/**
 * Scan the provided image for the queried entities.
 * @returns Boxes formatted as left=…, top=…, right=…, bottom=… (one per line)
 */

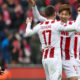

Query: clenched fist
left=27, top=0, right=36, bottom=7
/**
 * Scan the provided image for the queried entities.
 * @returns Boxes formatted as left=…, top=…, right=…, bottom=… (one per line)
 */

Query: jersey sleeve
left=32, top=5, right=47, bottom=22
left=58, top=14, right=80, bottom=32
left=24, top=22, right=39, bottom=37
left=58, top=24, right=76, bottom=32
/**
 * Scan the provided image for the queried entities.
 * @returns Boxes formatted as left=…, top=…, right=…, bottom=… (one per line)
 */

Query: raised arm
left=58, top=14, right=80, bottom=32
left=32, top=5, right=47, bottom=21
left=24, top=17, right=39, bottom=37
left=27, top=0, right=47, bottom=22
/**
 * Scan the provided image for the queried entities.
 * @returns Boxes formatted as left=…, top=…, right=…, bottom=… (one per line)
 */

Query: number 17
left=42, top=30, right=51, bottom=45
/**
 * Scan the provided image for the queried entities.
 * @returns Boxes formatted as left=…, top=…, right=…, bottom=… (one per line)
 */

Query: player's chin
left=61, top=18, right=67, bottom=23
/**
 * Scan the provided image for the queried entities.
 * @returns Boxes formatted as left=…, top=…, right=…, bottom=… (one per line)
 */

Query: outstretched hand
left=27, top=0, right=36, bottom=7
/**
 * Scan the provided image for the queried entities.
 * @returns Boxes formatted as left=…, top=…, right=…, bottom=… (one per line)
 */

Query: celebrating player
left=25, top=4, right=80, bottom=80
left=73, top=4, right=80, bottom=80
left=27, top=0, right=80, bottom=80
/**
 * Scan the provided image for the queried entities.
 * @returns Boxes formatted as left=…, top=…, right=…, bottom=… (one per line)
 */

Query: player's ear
left=54, top=12, right=56, bottom=16
left=53, top=12, right=56, bottom=19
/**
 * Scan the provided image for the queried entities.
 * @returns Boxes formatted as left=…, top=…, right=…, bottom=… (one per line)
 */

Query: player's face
left=77, top=7, right=80, bottom=14
left=59, top=10, right=70, bottom=23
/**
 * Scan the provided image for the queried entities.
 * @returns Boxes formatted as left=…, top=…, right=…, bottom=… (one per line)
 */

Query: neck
left=47, top=16, right=55, bottom=20
left=61, top=20, right=68, bottom=23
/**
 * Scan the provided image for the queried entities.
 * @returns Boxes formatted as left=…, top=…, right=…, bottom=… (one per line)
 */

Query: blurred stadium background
left=0, top=0, right=79, bottom=80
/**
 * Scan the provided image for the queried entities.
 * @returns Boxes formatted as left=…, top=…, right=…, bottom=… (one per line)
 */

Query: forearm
left=59, top=26, right=76, bottom=32
left=25, top=22, right=33, bottom=37
left=32, top=5, right=47, bottom=22
left=59, top=14, right=80, bottom=32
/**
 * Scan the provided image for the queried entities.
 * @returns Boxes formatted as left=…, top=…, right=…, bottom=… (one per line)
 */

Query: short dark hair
left=45, top=5, right=56, bottom=17
left=59, top=4, right=72, bottom=15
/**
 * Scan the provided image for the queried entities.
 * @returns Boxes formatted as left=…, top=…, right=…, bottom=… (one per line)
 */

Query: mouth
left=61, top=18, right=67, bottom=22
left=62, top=18, right=66, bottom=21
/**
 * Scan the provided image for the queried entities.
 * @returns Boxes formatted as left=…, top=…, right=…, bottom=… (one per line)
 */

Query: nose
left=62, top=15, right=66, bottom=18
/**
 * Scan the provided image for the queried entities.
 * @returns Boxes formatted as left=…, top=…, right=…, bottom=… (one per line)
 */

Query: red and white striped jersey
left=71, top=32, right=80, bottom=60
left=25, top=15, right=80, bottom=60
left=32, top=5, right=80, bottom=60
left=60, top=20, right=80, bottom=60
left=26, top=20, right=62, bottom=59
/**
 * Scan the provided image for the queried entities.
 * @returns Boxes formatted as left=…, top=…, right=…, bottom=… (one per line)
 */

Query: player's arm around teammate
left=58, top=14, right=80, bottom=32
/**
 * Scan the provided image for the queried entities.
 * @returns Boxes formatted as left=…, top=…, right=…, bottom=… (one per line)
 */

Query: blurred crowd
left=0, top=0, right=80, bottom=67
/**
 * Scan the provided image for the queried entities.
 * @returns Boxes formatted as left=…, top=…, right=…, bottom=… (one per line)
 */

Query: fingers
left=30, top=17, right=32, bottom=21
left=26, top=17, right=32, bottom=24
left=27, top=0, right=35, bottom=7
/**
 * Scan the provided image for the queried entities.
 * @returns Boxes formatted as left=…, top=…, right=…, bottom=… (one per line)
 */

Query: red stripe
left=44, top=49, right=49, bottom=59
left=79, top=48, right=80, bottom=59
left=51, top=21, right=55, bottom=23
left=45, top=21, right=49, bottom=24
left=74, top=37, right=78, bottom=59
left=60, top=36, right=63, bottom=58
left=46, top=30, right=51, bottom=45
left=40, top=22, right=44, bottom=25
left=49, top=47, right=54, bottom=58
left=75, top=32, right=80, bottom=35
left=65, top=37, right=71, bottom=60
left=42, top=31, right=47, bottom=45
left=69, top=21, right=72, bottom=25
left=42, top=49, right=44, bottom=58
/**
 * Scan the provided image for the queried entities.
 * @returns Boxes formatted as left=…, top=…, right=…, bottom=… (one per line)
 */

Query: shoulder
left=40, top=20, right=55, bottom=25
left=68, top=20, right=75, bottom=25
